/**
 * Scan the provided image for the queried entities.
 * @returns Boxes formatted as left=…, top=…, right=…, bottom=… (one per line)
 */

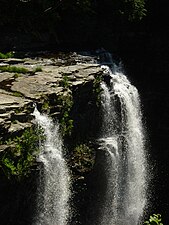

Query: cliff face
left=0, top=53, right=102, bottom=142
left=0, top=52, right=105, bottom=225
left=0, top=49, right=169, bottom=223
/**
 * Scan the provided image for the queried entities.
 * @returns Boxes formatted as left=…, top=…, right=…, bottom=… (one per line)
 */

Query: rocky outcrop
left=0, top=53, right=103, bottom=148
left=0, top=53, right=105, bottom=225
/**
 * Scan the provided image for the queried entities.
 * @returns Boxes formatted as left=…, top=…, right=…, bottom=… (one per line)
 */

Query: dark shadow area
left=0, top=171, right=38, bottom=225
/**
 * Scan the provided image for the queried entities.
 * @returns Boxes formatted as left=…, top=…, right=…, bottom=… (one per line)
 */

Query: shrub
left=0, top=128, right=42, bottom=180
left=71, top=144, right=95, bottom=173
left=59, top=73, right=71, bottom=89
left=144, top=214, right=163, bottom=225
left=58, top=92, right=74, bottom=137
left=93, top=73, right=103, bottom=107
left=0, top=51, right=14, bottom=59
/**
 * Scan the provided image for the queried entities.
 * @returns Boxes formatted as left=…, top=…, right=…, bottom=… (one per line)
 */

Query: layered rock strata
left=0, top=53, right=103, bottom=150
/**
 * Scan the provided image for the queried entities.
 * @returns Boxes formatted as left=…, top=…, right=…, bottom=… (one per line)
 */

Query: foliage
left=0, top=128, right=41, bottom=180
left=42, top=100, right=50, bottom=111
left=0, top=51, right=14, bottom=59
left=93, top=73, right=103, bottom=107
left=0, top=0, right=147, bottom=32
left=0, top=65, right=42, bottom=75
left=58, top=92, right=74, bottom=137
left=13, top=91, right=24, bottom=97
left=58, top=72, right=74, bottom=136
left=124, top=0, right=147, bottom=21
left=144, top=214, right=163, bottom=225
left=59, top=73, right=71, bottom=89
left=96, top=0, right=146, bottom=21
left=71, top=143, right=95, bottom=173
left=36, top=0, right=146, bottom=21
left=32, top=66, right=42, bottom=73
left=0, top=65, right=29, bottom=74
left=13, top=73, right=22, bottom=79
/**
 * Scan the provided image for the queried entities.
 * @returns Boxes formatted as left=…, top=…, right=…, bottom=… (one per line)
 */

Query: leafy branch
left=144, top=214, right=163, bottom=225
left=0, top=127, right=43, bottom=180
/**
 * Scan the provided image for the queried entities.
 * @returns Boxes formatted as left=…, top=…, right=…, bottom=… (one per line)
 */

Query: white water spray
left=99, top=65, right=147, bottom=225
left=32, top=107, right=70, bottom=225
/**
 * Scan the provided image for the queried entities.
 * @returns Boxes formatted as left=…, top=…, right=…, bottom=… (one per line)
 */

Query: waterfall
left=32, top=107, right=70, bottom=225
left=99, top=65, right=147, bottom=225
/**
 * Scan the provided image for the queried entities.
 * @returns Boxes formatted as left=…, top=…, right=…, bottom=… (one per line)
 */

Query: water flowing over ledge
left=99, top=64, right=147, bottom=225
left=0, top=52, right=150, bottom=225
left=32, top=107, right=70, bottom=225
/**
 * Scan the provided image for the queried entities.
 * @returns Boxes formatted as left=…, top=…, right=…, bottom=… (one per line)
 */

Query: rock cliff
left=0, top=52, right=107, bottom=225
left=0, top=52, right=103, bottom=150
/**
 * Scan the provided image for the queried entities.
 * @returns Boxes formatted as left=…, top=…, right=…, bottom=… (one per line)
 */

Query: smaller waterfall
left=32, top=107, right=70, bottom=225
left=99, top=65, right=147, bottom=225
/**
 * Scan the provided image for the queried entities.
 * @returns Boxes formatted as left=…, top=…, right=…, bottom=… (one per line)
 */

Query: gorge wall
left=0, top=49, right=169, bottom=224
left=0, top=52, right=106, bottom=225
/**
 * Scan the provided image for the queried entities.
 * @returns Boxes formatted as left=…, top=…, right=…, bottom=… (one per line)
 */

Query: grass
left=13, top=92, right=23, bottom=97
left=0, top=66, right=29, bottom=74
left=0, top=51, right=14, bottom=59
left=13, top=73, right=22, bottom=78
left=33, top=66, right=42, bottom=73
left=59, top=73, right=71, bottom=89
left=0, top=65, right=43, bottom=74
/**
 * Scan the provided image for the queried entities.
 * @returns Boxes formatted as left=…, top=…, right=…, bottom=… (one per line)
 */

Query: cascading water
left=32, top=107, right=70, bottom=225
left=99, top=65, right=147, bottom=225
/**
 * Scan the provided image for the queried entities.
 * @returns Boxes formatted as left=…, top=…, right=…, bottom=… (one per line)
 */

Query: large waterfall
left=31, top=55, right=147, bottom=225
left=99, top=65, right=147, bottom=225
left=32, top=107, right=70, bottom=225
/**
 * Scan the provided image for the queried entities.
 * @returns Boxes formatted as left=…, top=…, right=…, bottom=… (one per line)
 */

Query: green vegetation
left=13, top=91, right=24, bottom=97
left=15, top=107, right=24, bottom=114
left=71, top=143, right=95, bottom=173
left=34, top=0, right=147, bottom=21
left=58, top=92, right=74, bottom=137
left=63, top=0, right=147, bottom=20
left=0, top=51, right=14, bottom=59
left=144, top=214, right=163, bottom=225
left=42, top=100, right=50, bottom=111
left=0, top=65, right=42, bottom=75
left=0, top=0, right=147, bottom=36
left=32, top=66, right=42, bottom=73
left=93, top=73, right=103, bottom=107
left=41, top=96, right=51, bottom=112
left=59, top=73, right=71, bottom=89
left=0, top=65, right=29, bottom=74
left=13, top=73, right=22, bottom=79
left=58, top=73, right=74, bottom=136
left=121, top=0, right=147, bottom=21
left=0, top=128, right=42, bottom=180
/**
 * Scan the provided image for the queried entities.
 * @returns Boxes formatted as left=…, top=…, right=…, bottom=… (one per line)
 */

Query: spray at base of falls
left=32, top=107, right=70, bottom=225
left=99, top=65, right=147, bottom=225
